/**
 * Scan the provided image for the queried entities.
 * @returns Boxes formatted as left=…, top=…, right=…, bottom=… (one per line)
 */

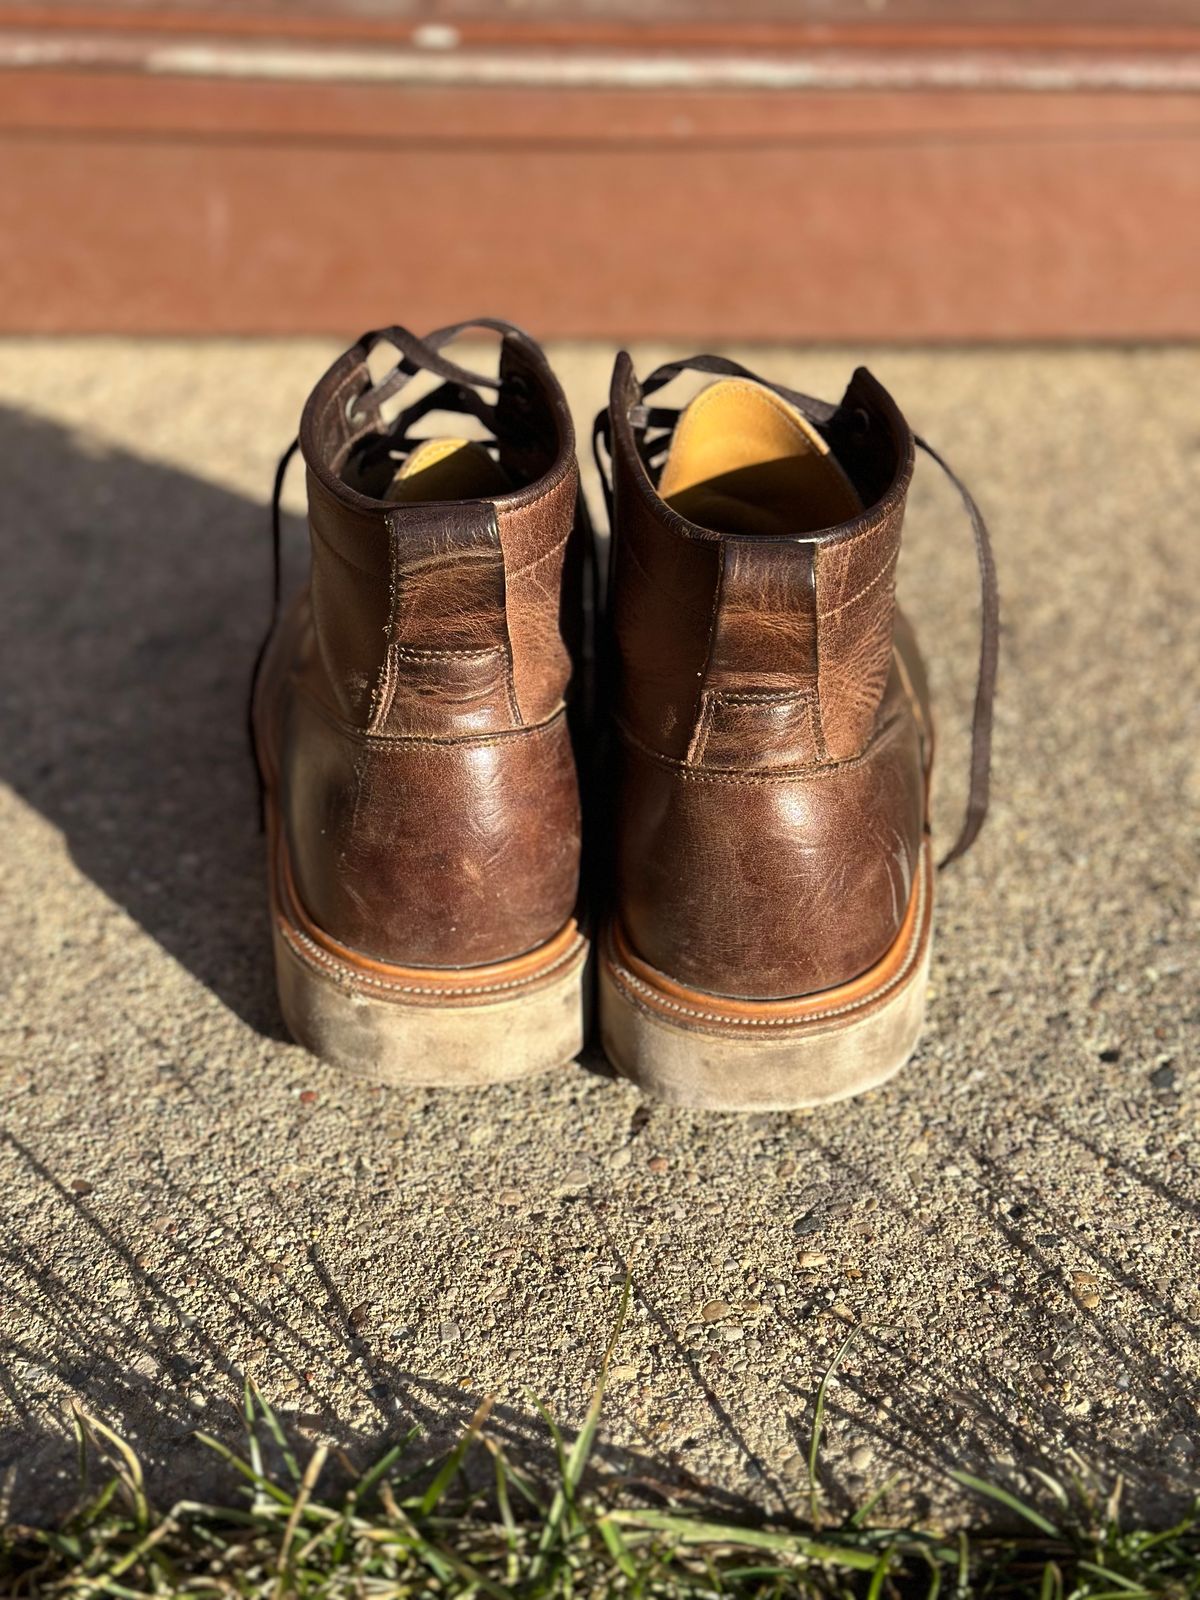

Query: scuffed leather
left=606, top=356, right=927, bottom=1000
left=282, top=672, right=580, bottom=967
left=495, top=337, right=585, bottom=726
left=267, top=326, right=585, bottom=967
left=615, top=665, right=925, bottom=999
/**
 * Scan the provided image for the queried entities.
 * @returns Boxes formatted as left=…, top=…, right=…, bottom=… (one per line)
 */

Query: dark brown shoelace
left=593, top=353, right=999, bottom=870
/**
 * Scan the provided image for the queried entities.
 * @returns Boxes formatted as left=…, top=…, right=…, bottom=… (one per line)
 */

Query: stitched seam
left=383, top=643, right=517, bottom=729
left=310, top=522, right=387, bottom=580
left=815, top=509, right=898, bottom=553
left=816, top=551, right=899, bottom=618
left=391, top=645, right=504, bottom=662
left=605, top=871, right=925, bottom=1029
left=695, top=691, right=818, bottom=767
left=368, top=521, right=402, bottom=733
left=504, top=529, right=571, bottom=581
left=809, top=548, right=831, bottom=760
left=708, top=689, right=813, bottom=708
left=685, top=548, right=726, bottom=765
left=688, top=692, right=716, bottom=766
left=282, top=918, right=585, bottom=997
left=297, top=680, right=566, bottom=748
left=503, top=658, right=523, bottom=726
left=618, top=712, right=897, bottom=783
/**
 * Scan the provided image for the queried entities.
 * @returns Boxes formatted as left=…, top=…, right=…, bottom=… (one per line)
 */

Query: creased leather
left=494, top=336, right=584, bottom=726
left=266, top=324, right=586, bottom=968
left=606, top=356, right=927, bottom=999
left=615, top=666, right=925, bottom=999
left=283, top=681, right=580, bottom=967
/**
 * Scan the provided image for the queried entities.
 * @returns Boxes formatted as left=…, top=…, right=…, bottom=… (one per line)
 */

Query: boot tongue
left=657, top=378, right=861, bottom=536
left=384, top=438, right=511, bottom=504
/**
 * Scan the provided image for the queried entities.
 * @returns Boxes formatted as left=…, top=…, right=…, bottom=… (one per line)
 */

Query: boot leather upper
left=606, top=356, right=929, bottom=1001
left=266, top=329, right=585, bottom=969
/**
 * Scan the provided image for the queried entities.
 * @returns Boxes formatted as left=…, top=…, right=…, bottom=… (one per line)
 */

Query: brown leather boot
left=595, top=353, right=997, bottom=1109
left=252, top=322, right=592, bottom=1084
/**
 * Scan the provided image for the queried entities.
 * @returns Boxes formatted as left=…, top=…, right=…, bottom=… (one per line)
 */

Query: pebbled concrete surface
left=0, top=340, right=1197, bottom=1528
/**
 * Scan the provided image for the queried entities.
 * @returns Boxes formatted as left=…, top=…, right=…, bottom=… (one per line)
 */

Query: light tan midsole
left=273, top=915, right=588, bottom=1086
left=599, top=841, right=933, bottom=1109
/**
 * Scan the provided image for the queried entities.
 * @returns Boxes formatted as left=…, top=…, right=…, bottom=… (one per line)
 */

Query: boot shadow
left=0, top=404, right=292, bottom=1038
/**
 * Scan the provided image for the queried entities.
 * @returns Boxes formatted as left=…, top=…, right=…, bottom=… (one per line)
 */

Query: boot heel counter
left=283, top=696, right=580, bottom=967
left=616, top=702, right=924, bottom=1002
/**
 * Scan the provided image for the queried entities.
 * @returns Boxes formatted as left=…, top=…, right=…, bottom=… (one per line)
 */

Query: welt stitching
left=605, top=868, right=924, bottom=1029
left=609, top=922, right=917, bottom=1028
left=283, top=919, right=585, bottom=997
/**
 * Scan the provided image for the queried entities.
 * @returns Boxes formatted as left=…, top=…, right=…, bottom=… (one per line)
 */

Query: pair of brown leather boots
left=252, top=320, right=996, bottom=1111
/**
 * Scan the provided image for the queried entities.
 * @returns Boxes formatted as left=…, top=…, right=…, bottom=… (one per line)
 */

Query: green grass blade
left=956, top=1529, right=971, bottom=1595
left=808, top=1326, right=858, bottom=1529
left=606, top=1509, right=881, bottom=1571
left=1040, top=1558, right=1063, bottom=1600
left=564, top=1270, right=631, bottom=1498
left=533, top=1274, right=632, bottom=1580
left=848, top=1471, right=903, bottom=1529
left=273, top=1441, right=327, bottom=1600
left=350, top=1441, right=407, bottom=1511
left=865, top=1547, right=893, bottom=1600
left=74, top=1411, right=150, bottom=1531
left=248, top=1379, right=302, bottom=1487
left=194, top=1432, right=294, bottom=1510
left=922, top=1549, right=943, bottom=1600
left=598, top=1515, right=639, bottom=1581
left=415, top=1395, right=494, bottom=1519
left=1075, top=1561, right=1153, bottom=1594
left=949, top=1471, right=1062, bottom=1538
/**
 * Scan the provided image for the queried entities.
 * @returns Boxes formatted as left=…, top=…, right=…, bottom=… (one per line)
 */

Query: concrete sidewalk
left=0, top=341, right=1196, bottom=1527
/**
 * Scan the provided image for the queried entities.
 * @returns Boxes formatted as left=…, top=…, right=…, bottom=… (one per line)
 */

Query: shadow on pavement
left=0, top=1129, right=766, bottom=1526
left=0, top=404, right=289, bottom=1038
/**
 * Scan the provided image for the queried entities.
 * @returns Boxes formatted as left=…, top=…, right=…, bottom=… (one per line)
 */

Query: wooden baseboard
left=1, top=3, right=1198, bottom=339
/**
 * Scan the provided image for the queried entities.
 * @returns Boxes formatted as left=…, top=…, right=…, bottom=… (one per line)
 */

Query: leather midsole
left=606, top=839, right=931, bottom=1027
